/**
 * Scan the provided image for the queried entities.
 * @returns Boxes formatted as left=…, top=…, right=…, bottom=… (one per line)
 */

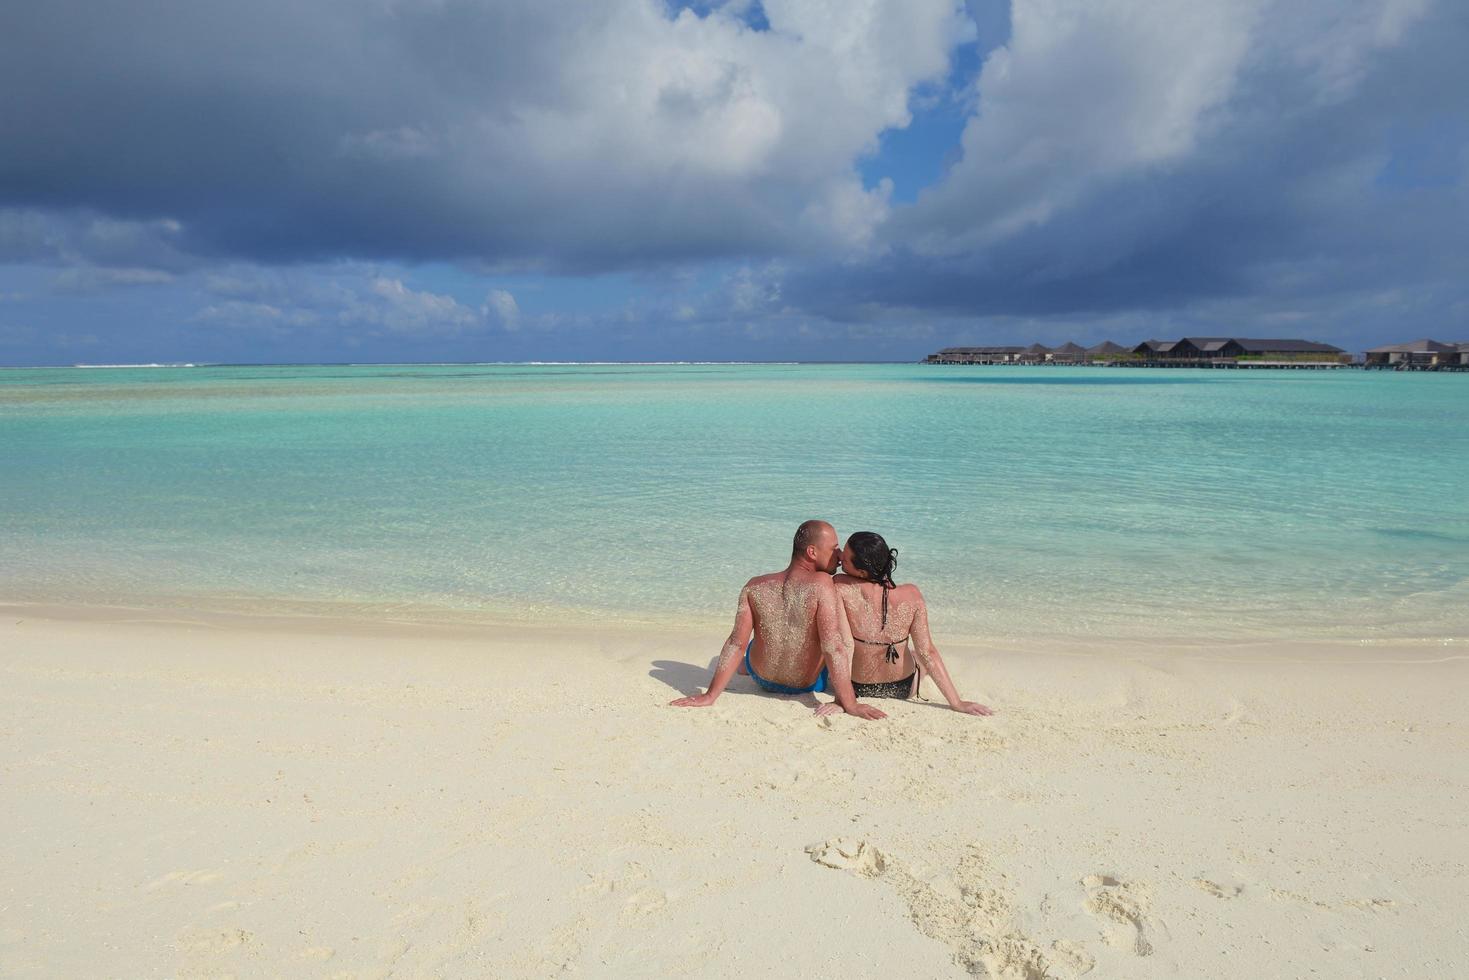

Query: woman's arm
left=910, top=589, right=994, bottom=717
left=816, top=580, right=885, bottom=720
left=815, top=585, right=879, bottom=718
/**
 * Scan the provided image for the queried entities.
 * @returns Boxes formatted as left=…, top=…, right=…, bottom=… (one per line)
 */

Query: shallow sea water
left=2, top=363, right=1465, bottom=646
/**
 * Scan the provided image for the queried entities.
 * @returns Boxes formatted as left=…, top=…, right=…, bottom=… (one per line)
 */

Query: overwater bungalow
left=1168, top=337, right=1235, bottom=359
left=1364, top=339, right=1457, bottom=370
left=1133, top=340, right=1177, bottom=357
left=1018, top=343, right=1053, bottom=364
left=1084, top=341, right=1131, bottom=363
left=924, top=346, right=1023, bottom=365
left=1048, top=342, right=1087, bottom=364
left=1230, top=339, right=1348, bottom=363
left=1130, top=337, right=1346, bottom=366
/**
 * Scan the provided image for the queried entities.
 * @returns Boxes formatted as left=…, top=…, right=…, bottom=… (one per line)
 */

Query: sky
left=1, top=0, right=1466, bottom=365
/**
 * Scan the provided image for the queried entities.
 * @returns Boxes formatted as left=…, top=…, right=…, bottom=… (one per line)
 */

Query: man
left=670, top=520, right=886, bottom=720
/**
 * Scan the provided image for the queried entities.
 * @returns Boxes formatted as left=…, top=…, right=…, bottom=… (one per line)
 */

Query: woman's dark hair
left=845, top=531, right=898, bottom=626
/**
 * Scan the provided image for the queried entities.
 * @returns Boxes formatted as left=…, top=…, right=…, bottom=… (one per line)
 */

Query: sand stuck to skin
left=1, top=604, right=1466, bottom=978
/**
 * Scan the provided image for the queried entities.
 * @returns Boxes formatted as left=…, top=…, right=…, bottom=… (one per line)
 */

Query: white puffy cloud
left=482, top=289, right=520, bottom=329
left=356, top=278, right=481, bottom=335
left=896, top=0, right=1438, bottom=253
left=899, top=0, right=1264, bottom=249
left=189, top=267, right=515, bottom=339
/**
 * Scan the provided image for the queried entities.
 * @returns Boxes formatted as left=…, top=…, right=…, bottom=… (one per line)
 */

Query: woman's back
left=834, top=575, right=924, bottom=684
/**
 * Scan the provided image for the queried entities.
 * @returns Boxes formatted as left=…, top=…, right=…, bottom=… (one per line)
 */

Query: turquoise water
left=2, top=363, right=1466, bottom=645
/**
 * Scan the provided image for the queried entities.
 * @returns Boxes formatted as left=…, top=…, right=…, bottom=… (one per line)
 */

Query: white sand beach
left=2, top=604, right=1466, bottom=978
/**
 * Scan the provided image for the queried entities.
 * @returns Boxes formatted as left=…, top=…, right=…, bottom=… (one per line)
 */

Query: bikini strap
left=852, top=633, right=912, bottom=663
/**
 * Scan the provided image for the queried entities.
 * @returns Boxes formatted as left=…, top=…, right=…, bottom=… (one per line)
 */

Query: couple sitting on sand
left=672, top=520, right=992, bottom=721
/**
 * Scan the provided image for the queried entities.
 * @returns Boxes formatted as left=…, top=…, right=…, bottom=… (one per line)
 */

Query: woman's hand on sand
left=670, top=692, right=718, bottom=707
left=847, top=703, right=888, bottom=721
left=953, top=700, right=993, bottom=716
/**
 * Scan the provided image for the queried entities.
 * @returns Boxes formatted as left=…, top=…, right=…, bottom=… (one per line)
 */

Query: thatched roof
left=1085, top=341, right=1128, bottom=354
left=1052, top=342, right=1086, bottom=353
left=1179, top=337, right=1235, bottom=353
left=1232, top=338, right=1345, bottom=354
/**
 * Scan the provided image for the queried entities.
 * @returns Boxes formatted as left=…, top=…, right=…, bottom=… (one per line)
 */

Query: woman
left=829, top=531, right=993, bottom=716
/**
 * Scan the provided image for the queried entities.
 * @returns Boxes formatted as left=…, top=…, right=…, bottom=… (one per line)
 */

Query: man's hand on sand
left=954, top=700, right=994, bottom=716
left=813, top=702, right=844, bottom=718
left=670, top=692, right=718, bottom=707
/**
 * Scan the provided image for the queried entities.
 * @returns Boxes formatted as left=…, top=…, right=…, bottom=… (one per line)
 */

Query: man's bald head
left=792, top=520, right=840, bottom=573
left=792, top=519, right=832, bottom=556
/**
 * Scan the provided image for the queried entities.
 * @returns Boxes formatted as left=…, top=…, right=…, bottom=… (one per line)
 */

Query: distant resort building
left=1048, top=342, right=1087, bottom=364
left=929, top=335, right=1469, bottom=370
left=1138, top=338, right=1349, bottom=364
left=924, top=346, right=1025, bottom=364
left=1363, top=339, right=1469, bottom=371
left=926, top=337, right=1355, bottom=369
left=1133, top=339, right=1178, bottom=357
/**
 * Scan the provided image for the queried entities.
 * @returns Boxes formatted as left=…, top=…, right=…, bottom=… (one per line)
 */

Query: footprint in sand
left=806, top=837, right=886, bottom=877
left=1192, top=878, right=1243, bottom=900
left=176, top=926, right=254, bottom=957
left=807, top=838, right=1091, bottom=979
left=621, top=886, right=669, bottom=922
left=1081, top=874, right=1158, bottom=957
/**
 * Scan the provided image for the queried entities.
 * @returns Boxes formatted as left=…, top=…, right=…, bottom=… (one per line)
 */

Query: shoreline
left=4, top=596, right=1463, bottom=663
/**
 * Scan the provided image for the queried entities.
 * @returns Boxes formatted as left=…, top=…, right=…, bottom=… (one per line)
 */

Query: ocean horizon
left=3, top=362, right=1465, bottom=649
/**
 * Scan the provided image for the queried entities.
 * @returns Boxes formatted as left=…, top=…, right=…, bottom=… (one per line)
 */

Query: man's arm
left=910, top=590, right=993, bottom=717
left=670, top=585, right=754, bottom=708
left=816, top=580, right=886, bottom=721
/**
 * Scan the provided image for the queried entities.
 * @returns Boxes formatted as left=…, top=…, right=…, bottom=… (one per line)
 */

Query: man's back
left=743, top=568, right=842, bottom=688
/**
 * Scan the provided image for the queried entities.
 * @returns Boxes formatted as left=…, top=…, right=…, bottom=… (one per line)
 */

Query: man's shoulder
left=743, top=571, right=786, bottom=590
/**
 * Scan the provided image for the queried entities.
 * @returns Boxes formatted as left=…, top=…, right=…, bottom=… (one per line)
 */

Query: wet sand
left=2, top=603, right=1465, bottom=978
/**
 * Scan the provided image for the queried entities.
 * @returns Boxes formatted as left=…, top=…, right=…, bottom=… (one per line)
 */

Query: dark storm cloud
left=0, top=0, right=967, bottom=270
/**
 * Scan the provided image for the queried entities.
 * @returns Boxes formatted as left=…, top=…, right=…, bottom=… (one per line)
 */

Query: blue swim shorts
left=744, top=640, right=829, bottom=694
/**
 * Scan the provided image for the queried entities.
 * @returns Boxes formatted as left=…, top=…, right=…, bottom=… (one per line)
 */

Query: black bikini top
left=852, top=634, right=911, bottom=663
left=852, top=581, right=906, bottom=662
